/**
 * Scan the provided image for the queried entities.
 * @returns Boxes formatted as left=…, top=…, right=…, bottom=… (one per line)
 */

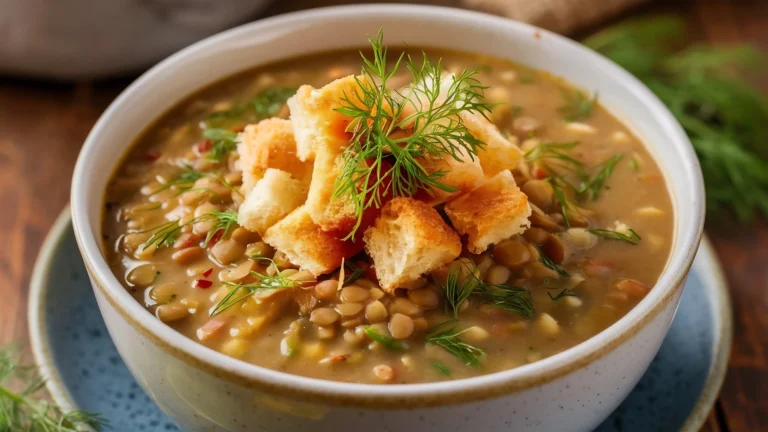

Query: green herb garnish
left=537, top=247, right=570, bottom=278
left=474, top=284, right=535, bottom=318
left=204, top=87, right=297, bottom=129
left=141, top=209, right=238, bottom=251
left=332, top=30, right=491, bottom=239
left=579, top=154, right=623, bottom=200
left=548, top=288, right=579, bottom=301
left=150, top=166, right=204, bottom=196
left=524, top=141, right=586, bottom=178
left=558, top=89, right=597, bottom=122
left=203, top=128, right=238, bottom=162
left=584, top=16, right=768, bottom=222
left=343, top=261, right=366, bottom=286
left=437, top=262, right=480, bottom=318
left=588, top=227, right=642, bottom=244
left=432, top=361, right=451, bottom=376
left=425, top=321, right=485, bottom=367
left=210, top=258, right=303, bottom=316
left=0, top=345, right=108, bottom=431
left=363, top=327, right=407, bottom=352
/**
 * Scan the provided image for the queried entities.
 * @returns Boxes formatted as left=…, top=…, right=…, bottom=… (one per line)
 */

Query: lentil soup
left=103, top=40, right=673, bottom=384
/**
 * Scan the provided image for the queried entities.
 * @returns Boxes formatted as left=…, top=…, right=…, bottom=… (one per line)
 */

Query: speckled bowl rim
left=28, top=208, right=731, bottom=427
left=69, top=5, right=706, bottom=408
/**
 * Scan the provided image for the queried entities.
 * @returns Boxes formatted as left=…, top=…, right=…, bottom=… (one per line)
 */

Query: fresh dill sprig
left=141, top=220, right=183, bottom=250
left=432, top=361, right=451, bottom=376
left=425, top=321, right=485, bottom=367
left=202, top=210, right=239, bottom=247
left=588, top=227, right=641, bottom=244
left=141, top=209, right=238, bottom=251
left=210, top=258, right=303, bottom=316
left=537, top=247, right=570, bottom=278
left=558, top=89, right=597, bottom=122
left=524, top=141, right=586, bottom=178
left=548, top=176, right=574, bottom=228
left=343, top=261, right=366, bottom=285
left=584, top=16, right=768, bottom=222
left=332, top=29, right=491, bottom=239
left=436, top=262, right=480, bottom=318
left=474, top=284, right=534, bottom=318
left=203, top=128, right=238, bottom=162
left=548, top=288, right=579, bottom=301
left=578, top=154, right=623, bottom=200
left=204, top=87, right=297, bottom=129
left=150, top=166, right=204, bottom=196
left=363, top=327, right=407, bottom=351
left=0, top=346, right=108, bottom=431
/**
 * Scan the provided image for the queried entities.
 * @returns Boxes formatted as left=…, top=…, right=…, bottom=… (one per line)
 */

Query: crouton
left=262, top=206, right=363, bottom=276
left=364, top=198, right=462, bottom=292
left=290, top=75, right=373, bottom=234
left=238, top=169, right=308, bottom=235
left=416, top=146, right=485, bottom=205
left=287, top=75, right=368, bottom=161
left=444, top=170, right=532, bottom=253
left=237, top=118, right=312, bottom=193
left=459, top=111, right=523, bottom=176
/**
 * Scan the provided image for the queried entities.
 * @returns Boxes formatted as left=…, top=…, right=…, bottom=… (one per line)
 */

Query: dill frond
left=558, top=89, right=597, bottom=122
left=362, top=327, right=407, bottom=352
left=474, top=284, right=534, bottom=318
left=588, top=227, right=641, bottom=244
left=436, top=262, right=480, bottom=318
left=210, top=258, right=305, bottom=316
left=0, top=345, right=108, bottom=431
left=203, top=128, right=238, bottom=162
left=141, top=209, right=238, bottom=251
left=332, top=29, right=492, bottom=239
left=425, top=321, right=485, bottom=367
left=204, top=87, right=297, bottom=129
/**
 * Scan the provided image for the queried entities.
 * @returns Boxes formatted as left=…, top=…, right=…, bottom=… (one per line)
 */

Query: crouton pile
left=237, top=75, right=532, bottom=293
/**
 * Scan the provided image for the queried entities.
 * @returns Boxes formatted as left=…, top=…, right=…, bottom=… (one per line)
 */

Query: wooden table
left=0, top=0, right=765, bottom=430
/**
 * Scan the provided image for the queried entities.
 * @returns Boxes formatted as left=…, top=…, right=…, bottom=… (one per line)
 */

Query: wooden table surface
left=0, top=0, right=765, bottom=430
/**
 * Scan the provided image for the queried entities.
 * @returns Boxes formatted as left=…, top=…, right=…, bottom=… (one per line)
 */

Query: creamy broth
left=103, top=48, right=673, bottom=384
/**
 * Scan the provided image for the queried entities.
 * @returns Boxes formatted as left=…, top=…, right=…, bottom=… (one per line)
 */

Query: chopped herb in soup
left=103, top=33, right=673, bottom=384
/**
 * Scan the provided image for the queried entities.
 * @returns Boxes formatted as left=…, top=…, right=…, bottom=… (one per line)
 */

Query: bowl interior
left=72, top=4, right=704, bottom=398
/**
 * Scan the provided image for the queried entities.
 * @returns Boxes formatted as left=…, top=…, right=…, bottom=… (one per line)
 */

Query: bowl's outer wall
left=72, top=5, right=703, bottom=432
left=92, top=271, right=683, bottom=431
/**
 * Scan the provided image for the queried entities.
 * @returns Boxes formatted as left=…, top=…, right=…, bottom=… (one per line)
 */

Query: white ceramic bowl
left=71, top=5, right=705, bottom=431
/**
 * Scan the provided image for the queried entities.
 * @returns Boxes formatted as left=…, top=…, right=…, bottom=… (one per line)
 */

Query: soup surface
left=103, top=42, right=673, bottom=384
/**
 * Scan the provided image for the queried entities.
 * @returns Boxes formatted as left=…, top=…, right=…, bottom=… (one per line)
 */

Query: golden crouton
left=287, top=75, right=368, bottom=161
left=444, top=170, right=532, bottom=253
left=289, top=75, right=372, bottom=235
left=237, top=118, right=312, bottom=193
left=238, top=169, right=308, bottom=235
left=364, top=198, right=462, bottom=292
left=262, top=206, right=363, bottom=276
left=417, top=146, right=485, bottom=205
left=459, top=111, right=523, bottom=176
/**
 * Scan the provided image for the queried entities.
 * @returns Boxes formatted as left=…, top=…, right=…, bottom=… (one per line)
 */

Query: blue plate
left=29, top=210, right=732, bottom=432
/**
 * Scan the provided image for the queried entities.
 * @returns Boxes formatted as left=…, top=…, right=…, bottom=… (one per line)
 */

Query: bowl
left=71, top=5, right=705, bottom=431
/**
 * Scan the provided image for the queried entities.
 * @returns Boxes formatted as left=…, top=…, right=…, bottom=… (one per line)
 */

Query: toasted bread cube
left=364, top=198, right=462, bottom=292
left=263, top=206, right=363, bottom=276
left=304, top=145, right=359, bottom=236
left=238, top=169, right=308, bottom=235
left=459, top=111, right=523, bottom=176
left=444, top=170, right=532, bottom=253
left=418, top=146, right=485, bottom=205
left=237, top=118, right=312, bottom=193
left=290, top=75, right=373, bottom=234
left=287, top=75, right=368, bottom=161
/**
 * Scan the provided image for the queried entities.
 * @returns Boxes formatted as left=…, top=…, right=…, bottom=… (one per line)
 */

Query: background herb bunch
left=584, top=16, right=768, bottom=223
